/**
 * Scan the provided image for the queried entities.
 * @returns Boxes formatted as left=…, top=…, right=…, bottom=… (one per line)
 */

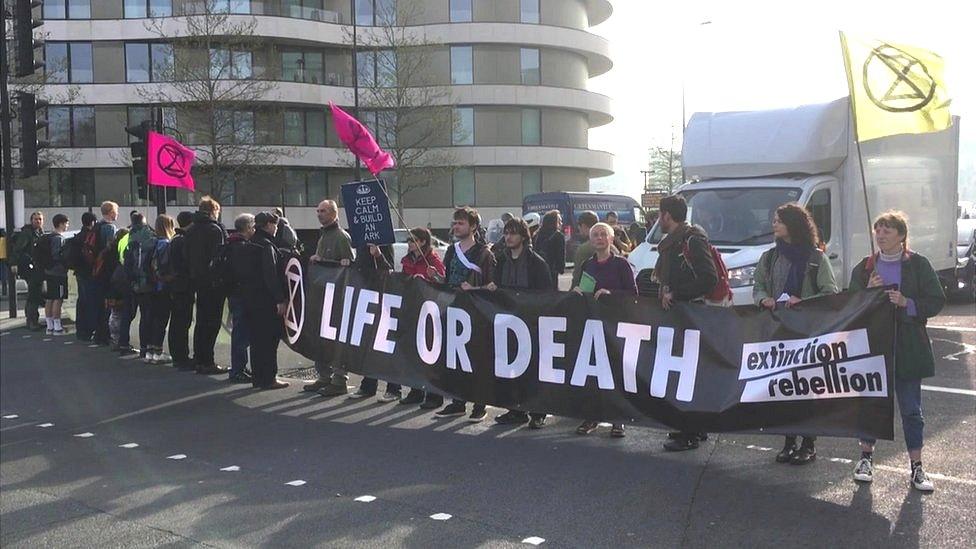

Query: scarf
left=653, top=223, right=692, bottom=285
left=775, top=239, right=812, bottom=297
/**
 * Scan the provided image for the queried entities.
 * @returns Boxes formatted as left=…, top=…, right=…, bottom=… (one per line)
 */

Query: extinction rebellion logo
left=738, top=329, right=888, bottom=402
left=284, top=257, right=305, bottom=344
left=863, top=44, right=937, bottom=113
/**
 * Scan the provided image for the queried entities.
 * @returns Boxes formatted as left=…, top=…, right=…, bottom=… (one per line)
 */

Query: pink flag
left=329, top=102, right=395, bottom=176
left=147, top=131, right=196, bottom=191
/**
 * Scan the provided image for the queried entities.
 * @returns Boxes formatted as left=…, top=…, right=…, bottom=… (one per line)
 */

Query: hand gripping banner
left=284, top=262, right=896, bottom=439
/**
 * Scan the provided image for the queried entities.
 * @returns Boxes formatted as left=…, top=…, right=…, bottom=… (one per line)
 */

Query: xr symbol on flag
left=284, top=257, right=305, bottom=344
left=863, top=44, right=937, bottom=113
left=157, top=143, right=189, bottom=178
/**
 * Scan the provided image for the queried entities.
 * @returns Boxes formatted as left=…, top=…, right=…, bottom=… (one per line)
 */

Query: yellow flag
left=840, top=32, right=951, bottom=142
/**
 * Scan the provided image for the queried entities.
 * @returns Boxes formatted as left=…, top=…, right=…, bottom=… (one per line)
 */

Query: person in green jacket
left=848, top=210, right=945, bottom=492
left=754, top=203, right=838, bottom=465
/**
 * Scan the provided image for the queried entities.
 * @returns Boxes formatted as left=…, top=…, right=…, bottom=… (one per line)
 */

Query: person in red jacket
left=399, top=227, right=446, bottom=407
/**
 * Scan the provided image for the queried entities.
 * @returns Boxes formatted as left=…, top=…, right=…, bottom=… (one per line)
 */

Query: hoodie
left=183, top=211, right=228, bottom=287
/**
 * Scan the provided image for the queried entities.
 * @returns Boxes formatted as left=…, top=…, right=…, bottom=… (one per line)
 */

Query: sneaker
left=302, top=380, right=330, bottom=393
left=317, top=384, right=349, bottom=397
left=468, top=406, right=487, bottom=423
left=143, top=353, right=156, bottom=363
left=399, top=389, right=425, bottom=405
left=118, top=346, right=139, bottom=356
left=663, top=435, right=700, bottom=452
left=435, top=402, right=467, bottom=417
left=46, top=329, right=54, bottom=336
left=852, top=458, right=874, bottom=483
left=378, top=391, right=402, bottom=403
left=610, top=424, right=626, bottom=438
left=348, top=388, right=376, bottom=399
left=911, top=465, right=934, bottom=492
left=196, top=364, right=229, bottom=375
left=258, top=380, right=290, bottom=390
left=776, top=438, right=798, bottom=463
left=52, top=329, right=66, bottom=337
left=576, top=421, right=599, bottom=435
left=494, top=411, right=529, bottom=425
left=790, top=444, right=816, bottom=465
left=528, top=415, right=547, bottom=429
left=228, top=372, right=253, bottom=384
left=155, top=353, right=172, bottom=364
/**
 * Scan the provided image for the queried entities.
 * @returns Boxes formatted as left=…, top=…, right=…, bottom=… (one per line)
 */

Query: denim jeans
left=228, top=296, right=249, bottom=377
left=861, top=377, right=924, bottom=451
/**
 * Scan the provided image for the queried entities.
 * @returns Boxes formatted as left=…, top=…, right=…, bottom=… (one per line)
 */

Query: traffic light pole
left=1, top=12, right=22, bottom=318
left=154, top=106, right=166, bottom=215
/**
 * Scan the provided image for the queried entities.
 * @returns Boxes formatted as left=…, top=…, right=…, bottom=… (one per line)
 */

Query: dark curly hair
left=776, top=203, right=822, bottom=250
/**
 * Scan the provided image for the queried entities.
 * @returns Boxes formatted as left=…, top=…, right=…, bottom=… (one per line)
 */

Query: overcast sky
left=586, top=0, right=974, bottom=199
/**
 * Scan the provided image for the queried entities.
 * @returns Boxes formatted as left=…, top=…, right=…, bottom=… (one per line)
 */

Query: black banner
left=283, top=261, right=895, bottom=439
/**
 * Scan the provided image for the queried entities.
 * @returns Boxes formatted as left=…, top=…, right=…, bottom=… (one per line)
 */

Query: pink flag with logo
left=329, top=102, right=395, bottom=176
left=147, top=131, right=196, bottom=191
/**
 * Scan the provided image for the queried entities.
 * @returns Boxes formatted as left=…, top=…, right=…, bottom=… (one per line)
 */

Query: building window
left=48, top=169, right=96, bottom=207
left=356, top=51, right=375, bottom=87
left=284, top=111, right=305, bottom=145
left=45, top=42, right=93, bottom=84
left=520, top=48, right=540, bottom=85
left=126, top=106, right=176, bottom=143
left=210, top=48, right=253, bottom=80
left=356, top=50, right=394, bottom=88
left=450, top=0, right=471, bottom=22
left=307, top=110, right=326, bottom=146
left=355, top=0, right=395, bottom=26
left=453, top=168, right=475, bottom=205
left=453, top=107, right=473, bottom=146
left=358, top=111, right=396, bottom=148
left=520, top=0, right=539, bottom=24
left=45, top=0, right=91, bottom=19
left=521, top=108, right=540, bottom=145
left=522, top=169, right=541, bottom=197
left=126, top=43, right=173, bottom=82
left=214, top=110, right=255, bottom=144
left=354, top=0, right=373, bottom=25
left=210, top=0, right=250, bottom=13
left=451, top=46, right=472, bottom=85
left=281, top=49, right=324, bottom=83
left=125, top=0, right=172, bottom=17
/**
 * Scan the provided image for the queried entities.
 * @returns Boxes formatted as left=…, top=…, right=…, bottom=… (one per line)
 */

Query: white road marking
left=43, top=338, right=51, bottom=342
left=929, top=325, right=976, bottom=333
left=430, top=513, right=452, bottom=521
left=37, top=423, right=54, bottom=428
left=522, top=537, right=546, bottom=545
left=64, top=341, right=73, bottom=345
left=88, top=344, right=99, bottom=348
left=166, top=454, right=187, bottom=460
left=285, top=480, right=306, bottom=487
left=921, top=385, right=976, bottom=396
left=22, top=335, right=31, bottom=338
left=2, top=415, right=18, bottom=419
left=73, top=432, right=94, bottom=438
left=354, top=495, right=377, bottom=502
left=746, top=445, right=773, bottom=451
left=220, top=466, right=241, bottom=472
left=119, top=443, right=139, bottom=448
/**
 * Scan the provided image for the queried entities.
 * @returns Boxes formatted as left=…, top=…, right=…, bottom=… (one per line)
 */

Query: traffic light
left=18, top=92, right=50, bottom=177
left=14, top=0, right=45, bottom=77
left=126, top=120, right=152, bottom=200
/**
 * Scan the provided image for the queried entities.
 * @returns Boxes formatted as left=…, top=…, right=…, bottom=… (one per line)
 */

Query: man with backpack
left=123, top=213, right=158, bottom=359
left=184, top=197, right=229, bottom=375
left=92, top=201, right=119, bottom=345
left=40, top=214, right=71, bottom=336
left=11, top=212, right=45, bottom=330
left=65, top=212, right=99, bottom=341
left=166, top=212, right=195, bottom=370
left=653, top=195, right=726, bottom=452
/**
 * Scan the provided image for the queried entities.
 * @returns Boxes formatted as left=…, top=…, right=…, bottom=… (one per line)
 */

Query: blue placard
left=341, top=179, right=396, bottom=247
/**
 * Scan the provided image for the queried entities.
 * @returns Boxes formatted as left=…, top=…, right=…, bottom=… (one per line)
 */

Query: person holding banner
left=572, top=222, right=636, bottom=438
left=849, top=211, right=945, bottom=492
left=434, top=207, right=497, bottom=422
left=753, top=203, right=838, bottom=465
left=348, top=243, right=403, bottom=402
left=489, top=217, right=554, bottom=429
left=399, top=227, right=447, bottom=407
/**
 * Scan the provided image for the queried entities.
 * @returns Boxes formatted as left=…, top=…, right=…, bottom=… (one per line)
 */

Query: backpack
left=209, top=243, right=233, bottom=290
left=64, top=233, right=85, bottom=272
left=124, top=236, right=158, bottom=293
left=31, top=234, right=54, bottom=272
left=763, top=248, right=823, bottom=295
left=681, top=236, right=733, bottom=304
left=152, top=239, right=176, bottom=284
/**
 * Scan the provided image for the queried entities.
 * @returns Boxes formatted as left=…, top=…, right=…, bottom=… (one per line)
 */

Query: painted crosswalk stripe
left=74, top=432, right=95, bottom=438
left=285, top=480, right=306, bottom=487
left=119, top=443, right=139, bottom=449
left=220, top=466, right=241, bottom=472
left=37, top=423, right=54, bottom=428
left=522, top=537, right=546, bottom=545
left=430, top=513, right=452, bottom=521
left=354, top=495, right=377, bottom=502
left=921, top=385, right=976, bottom=397
left=2, top=415, right=18, bottom=419
left=166, top=454, right=187, bottom=460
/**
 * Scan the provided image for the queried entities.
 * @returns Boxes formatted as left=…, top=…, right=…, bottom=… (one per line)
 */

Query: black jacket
left=660, top=228, right=718, bottom=301
left=229, top=228, right=286, bottom=305
left=167, top=229, right=191, bottom=293
left=354, top=244, right=394, bottom=272
left=493, top=247, right=553, bottom=291
left=183, top=211, right=228, bottom=287
left=532, top=227, right=566, bottom=276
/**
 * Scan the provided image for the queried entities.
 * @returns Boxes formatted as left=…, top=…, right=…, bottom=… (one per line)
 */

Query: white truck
left=628, top=97, right=961, bottom=305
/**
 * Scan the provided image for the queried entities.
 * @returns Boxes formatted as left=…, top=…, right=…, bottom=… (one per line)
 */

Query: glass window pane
left=127, top=106, right=151, bottom=143
left=234, top=111, right=255, bottom=144
left=377, top=50, right=396, bottom=87
left=45, top=43, right=69, bottom=83
left=808, top=189, right=832, bottom=242
left=151, top=43, right=174, bottom=81
left=124, top=0, right=147, bottom=18
left=451, top=46, right=472, bottom=85
left=450, top=0, right=471, bottom=22
left=281, top=51, right=303, bottom=82
left=522, top=169, right=541, bottom=197
left=306, top=111, right=326, bottom=146
left=303, top=51, right=323, bottom=83
left=229, top=0, right=250, bottom=13
left=284, top=170, right=307, bottom=206
left=377, top=111, right=396, bottom=148
left=125, top=43, right=150, bottom=82
left=149, top=0, right=173, bottom=16
left=215, top=110, right=233, bottom=143
left=45, top=0, right=67, bottom=19
left=355, top=0, right=373, bottom=25
left=73, top=107, right=96, bottom=146
left=283, top=111, right=304, bottom=145
left=520, top=48, right=539, bottom=85
left=356, top=51, right=375, bottom=87
left=308, top=170, right=327, bottom=203
left=521, top=108, right=540, bottom=145
left=210, top=48, right=230, bottom=80
left=520, top=0, right=539, bottom=24
left=453, top=168, right=475, bottom=206
left=281, top=0, right=302, bottom=17
left=70, top=43, right=93, bottom=83
left=453, top=107, right=473, bottom=146
left=68, top=0, right=91, bottom=19
left=47, top=107, right=72, bottom=147
left=232, top=50, right=252, bottom=79
left=375, top=0, right=395, bottom=25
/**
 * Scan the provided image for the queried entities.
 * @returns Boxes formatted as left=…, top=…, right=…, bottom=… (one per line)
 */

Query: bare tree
left=140, top=0, right=297, bottom=203
left=351, top=0, right=460, bottom=224
left=646, top=129, right=683, bottom=193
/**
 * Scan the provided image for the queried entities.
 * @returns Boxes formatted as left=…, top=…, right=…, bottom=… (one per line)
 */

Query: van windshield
left=647, top=187, right=802, bottom=245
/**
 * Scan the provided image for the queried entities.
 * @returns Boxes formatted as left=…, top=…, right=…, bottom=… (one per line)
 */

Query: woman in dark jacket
left=753, top=203, right=838, bottom=465
left=532, top=210, right=566, bottom=288
left=849, top=211, right=945, bottom=492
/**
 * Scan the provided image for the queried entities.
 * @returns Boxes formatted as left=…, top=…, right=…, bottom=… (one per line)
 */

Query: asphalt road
left=1, top=301, right=974, bottom=548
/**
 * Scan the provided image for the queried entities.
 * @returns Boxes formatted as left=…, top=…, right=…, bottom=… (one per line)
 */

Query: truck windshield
left=646, top=187, right=802, bottom=245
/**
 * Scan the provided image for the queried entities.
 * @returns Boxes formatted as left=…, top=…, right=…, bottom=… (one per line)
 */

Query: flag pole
left=368, top=173, right=435, bottom=272
left=839, top=31, right=876, bottom=255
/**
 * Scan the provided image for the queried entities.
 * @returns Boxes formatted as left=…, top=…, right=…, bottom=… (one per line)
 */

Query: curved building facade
left=24, top=0, right=613, bottom=232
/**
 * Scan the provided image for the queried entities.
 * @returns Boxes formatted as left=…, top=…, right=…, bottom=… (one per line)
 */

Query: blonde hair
left=155, top=214, right=176, bottom=240
left=873, top=210, right=910, bottom=250
left=199, top=196, right=221, bottom=216
left=589, top=222, right=613, bottom=240
left=100, top=201, right=118, bottom=216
